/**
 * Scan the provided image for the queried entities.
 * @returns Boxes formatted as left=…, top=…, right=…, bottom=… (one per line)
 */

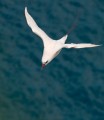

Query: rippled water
left=0, top=0, right=104, bottom=120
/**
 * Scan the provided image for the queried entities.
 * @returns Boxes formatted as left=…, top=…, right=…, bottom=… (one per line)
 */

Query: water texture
left=0, top=0, right=104, bottom=120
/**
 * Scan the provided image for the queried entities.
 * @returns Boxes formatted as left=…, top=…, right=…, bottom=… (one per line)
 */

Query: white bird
left=25, top=7, right=101, bottom=68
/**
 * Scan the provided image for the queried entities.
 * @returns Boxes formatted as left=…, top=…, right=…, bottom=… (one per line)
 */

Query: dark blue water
left=0, top=0, right=104, bottom=120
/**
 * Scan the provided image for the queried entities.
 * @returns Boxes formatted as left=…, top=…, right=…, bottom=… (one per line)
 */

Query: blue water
left=0, top=0, right=104, bottom=120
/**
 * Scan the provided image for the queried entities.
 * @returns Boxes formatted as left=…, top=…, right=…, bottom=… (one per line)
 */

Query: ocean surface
left=0, top=0, right=104, bottom=120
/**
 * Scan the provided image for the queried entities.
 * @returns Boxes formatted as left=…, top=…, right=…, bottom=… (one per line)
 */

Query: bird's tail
left=67, top=8, right=81, bottom=35
left=58, top=35, right=68, bottom=44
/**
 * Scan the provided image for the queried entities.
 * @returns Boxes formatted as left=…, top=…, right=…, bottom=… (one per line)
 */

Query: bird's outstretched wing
left=64, top=43, right=101, bottom=48
left=25, top=7, right=50, bottom=41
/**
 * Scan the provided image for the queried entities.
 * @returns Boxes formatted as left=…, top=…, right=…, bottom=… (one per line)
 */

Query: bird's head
left=41, top=52, right=55, bottom=68
left=41, top=60, right=49, bottom=68
left=41, top=44, right=62, bottom=68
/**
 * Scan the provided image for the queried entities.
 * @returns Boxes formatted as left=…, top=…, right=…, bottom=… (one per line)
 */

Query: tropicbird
left=25, top=7, right=100, bottom=68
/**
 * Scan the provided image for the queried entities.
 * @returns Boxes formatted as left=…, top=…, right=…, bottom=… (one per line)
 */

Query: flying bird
left=25, top=7, right=100, bottom=68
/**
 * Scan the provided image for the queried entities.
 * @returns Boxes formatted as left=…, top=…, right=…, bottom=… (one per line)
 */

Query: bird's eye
left=45, top=61, right=48, bottom=63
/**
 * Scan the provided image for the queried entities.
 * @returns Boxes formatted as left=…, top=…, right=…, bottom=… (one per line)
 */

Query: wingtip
left=96, top=44, right=102, bottom=47
left=25, top=7, right=27, bottom=12
left=93, top=44, right=102, bottom=47
left=99, top=44, right=102, bottom=46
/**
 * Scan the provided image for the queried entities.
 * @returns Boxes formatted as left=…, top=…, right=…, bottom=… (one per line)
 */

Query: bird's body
left=25, top=7, right=101, bottom=68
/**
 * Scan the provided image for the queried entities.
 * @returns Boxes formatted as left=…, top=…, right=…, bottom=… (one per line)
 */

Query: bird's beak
left=41, top=64, right=45, bottom=69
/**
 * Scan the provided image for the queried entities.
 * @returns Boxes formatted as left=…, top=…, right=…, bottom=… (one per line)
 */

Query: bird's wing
left=25, top=7, right=50, bottom=41
left=64, top=43, right=101, bottom=48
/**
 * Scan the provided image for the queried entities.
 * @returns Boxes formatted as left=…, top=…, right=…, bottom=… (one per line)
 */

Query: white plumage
left=25, top=7, right=101, bottom=68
